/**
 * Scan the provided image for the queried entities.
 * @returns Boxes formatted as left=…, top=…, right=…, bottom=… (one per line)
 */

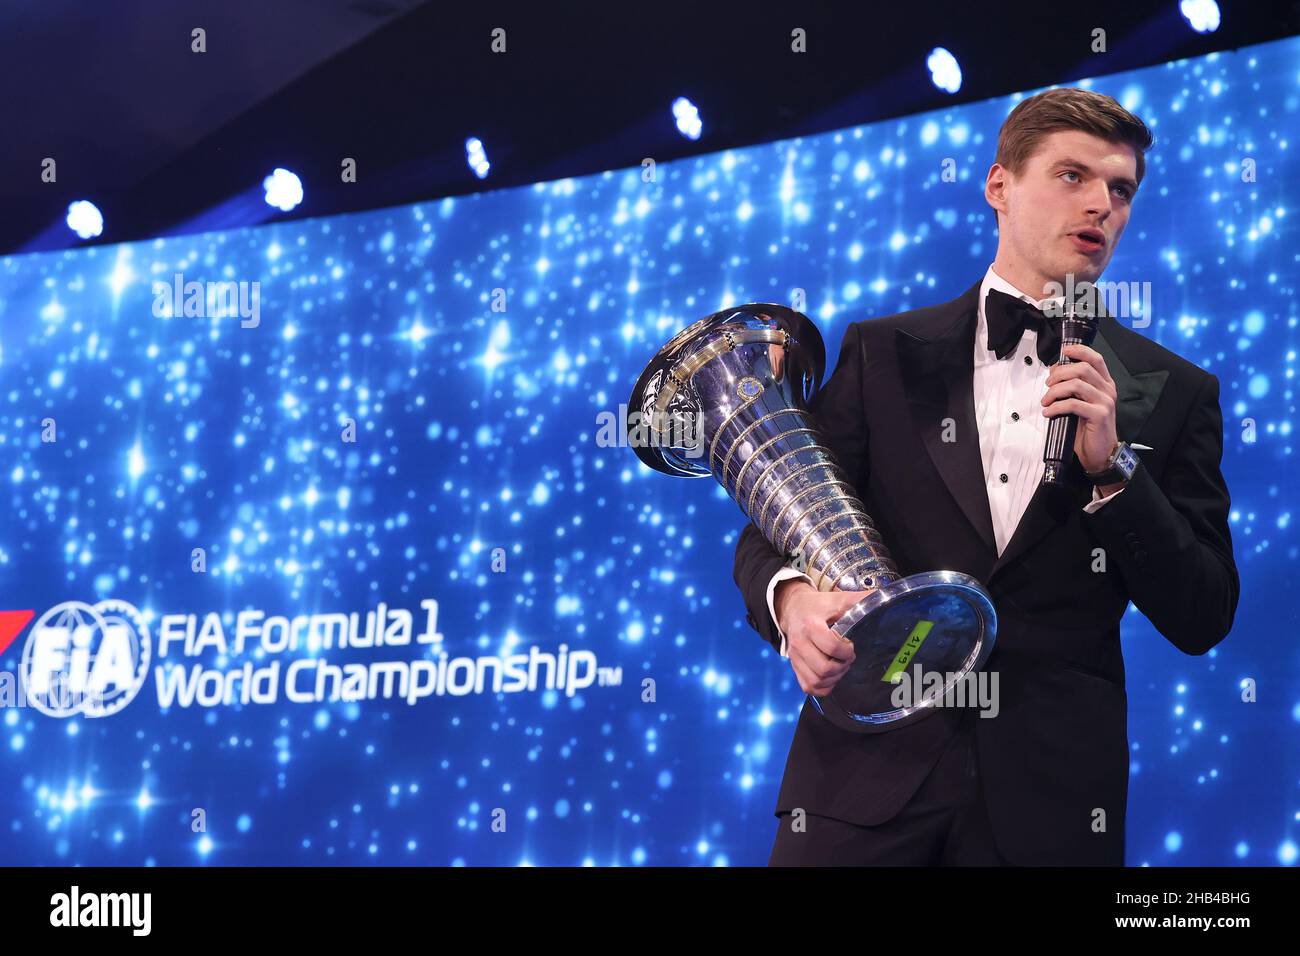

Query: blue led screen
left=0, top=37, right=1297, bottom=866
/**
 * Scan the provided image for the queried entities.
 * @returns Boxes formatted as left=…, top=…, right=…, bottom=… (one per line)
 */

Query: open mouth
left=1070, top=230, right=1105, bottom=254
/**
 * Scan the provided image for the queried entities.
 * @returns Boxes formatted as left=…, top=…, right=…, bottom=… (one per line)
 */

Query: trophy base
left=810, top=570, right=997, bottom=734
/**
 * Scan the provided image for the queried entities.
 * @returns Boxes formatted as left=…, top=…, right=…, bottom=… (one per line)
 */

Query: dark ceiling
left=4, top=0, right=1299, bottom=254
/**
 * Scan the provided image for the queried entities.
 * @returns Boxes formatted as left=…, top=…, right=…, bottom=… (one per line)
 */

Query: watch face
left=1087, top=442, right=1135, bottom=483
left=1114, top=442, right=1138, bottom=480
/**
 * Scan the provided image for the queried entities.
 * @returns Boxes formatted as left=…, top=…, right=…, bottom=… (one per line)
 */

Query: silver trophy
left=627, top=303, right=997, bottom=733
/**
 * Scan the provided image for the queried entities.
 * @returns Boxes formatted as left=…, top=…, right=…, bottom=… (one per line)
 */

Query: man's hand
left=774, top=579, right=871, bottom=696
left=1041, top=341, right=1119, bottom=474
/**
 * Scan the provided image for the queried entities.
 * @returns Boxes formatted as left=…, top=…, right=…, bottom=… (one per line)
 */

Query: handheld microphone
left=1041, top=297, right=1100, bottom=485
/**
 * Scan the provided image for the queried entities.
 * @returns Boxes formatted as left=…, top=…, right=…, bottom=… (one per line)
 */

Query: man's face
left=985, top=129, right=1139, bottom=294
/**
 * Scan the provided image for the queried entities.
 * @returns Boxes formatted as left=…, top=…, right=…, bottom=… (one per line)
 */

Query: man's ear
left=984, top=163, right=1009, bottom=219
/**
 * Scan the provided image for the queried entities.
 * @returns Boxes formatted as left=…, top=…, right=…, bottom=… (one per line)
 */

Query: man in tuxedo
left=734, top=88, right=1240, bottom=866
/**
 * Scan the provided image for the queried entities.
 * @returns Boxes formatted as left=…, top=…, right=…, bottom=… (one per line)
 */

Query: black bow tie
left=984, top=288, right=1063, bottom=365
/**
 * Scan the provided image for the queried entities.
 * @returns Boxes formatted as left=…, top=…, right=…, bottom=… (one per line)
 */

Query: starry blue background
left=0, top=36, right=1297, bottom=867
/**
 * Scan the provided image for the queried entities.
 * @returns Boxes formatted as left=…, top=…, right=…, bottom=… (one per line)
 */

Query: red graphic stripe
left=0, top=610, right=35, bottom=655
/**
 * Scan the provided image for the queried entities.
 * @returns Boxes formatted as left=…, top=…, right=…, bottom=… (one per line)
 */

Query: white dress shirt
left=766, top=264, right=1125, bottom=657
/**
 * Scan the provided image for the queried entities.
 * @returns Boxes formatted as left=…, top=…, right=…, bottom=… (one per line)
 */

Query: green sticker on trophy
left=882, top=620, right=935, bottom=683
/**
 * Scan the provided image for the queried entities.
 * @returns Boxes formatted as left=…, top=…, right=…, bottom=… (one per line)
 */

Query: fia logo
left=19, top=600, right=151, bottom=718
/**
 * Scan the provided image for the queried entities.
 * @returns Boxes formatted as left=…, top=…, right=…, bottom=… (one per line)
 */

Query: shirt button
left=999, top=473, right=1008, bottom=483
left=1011, top=411, right=1020, bottom=421
left=1023, top=356, right=1032, bottom=365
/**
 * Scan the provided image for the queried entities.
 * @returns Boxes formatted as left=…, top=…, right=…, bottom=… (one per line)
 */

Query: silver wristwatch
left=1084, top=440, right=1139, bottom=486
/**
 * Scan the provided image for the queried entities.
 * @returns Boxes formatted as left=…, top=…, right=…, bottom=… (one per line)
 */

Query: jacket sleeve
left=1082, top=371, right=1240, bottom=655
left=733, top=320, right=871, bottom=652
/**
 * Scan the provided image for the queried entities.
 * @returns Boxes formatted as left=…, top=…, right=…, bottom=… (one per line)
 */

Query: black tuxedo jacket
left=734, top=277, right=1240, bottom=865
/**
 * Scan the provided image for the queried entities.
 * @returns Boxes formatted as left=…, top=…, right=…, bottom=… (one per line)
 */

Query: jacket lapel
left=897, top=280, right=998, bottom=561
left=1093, top=323, right=1170, bottom=446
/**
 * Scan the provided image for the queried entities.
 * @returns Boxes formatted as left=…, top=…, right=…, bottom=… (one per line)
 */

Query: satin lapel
left=985, top=313, right=1169, bottom=585
left=1092, top=319, right=1170, bottom=444
left=896, top=283, right=998, bottom=562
